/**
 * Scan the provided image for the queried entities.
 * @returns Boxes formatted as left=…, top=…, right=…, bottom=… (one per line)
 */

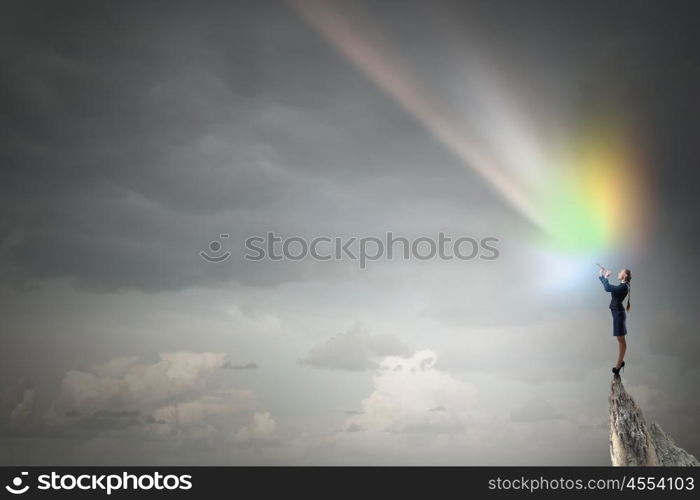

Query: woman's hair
left=623, top=269, right=632, bottom=311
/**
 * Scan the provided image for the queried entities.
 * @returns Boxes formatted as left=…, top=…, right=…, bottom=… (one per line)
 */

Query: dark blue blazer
left=599, top=276, right=629, bottom=310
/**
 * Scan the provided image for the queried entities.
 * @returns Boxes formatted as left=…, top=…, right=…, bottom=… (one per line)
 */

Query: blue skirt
left=611, top=309, right=627, bottom=336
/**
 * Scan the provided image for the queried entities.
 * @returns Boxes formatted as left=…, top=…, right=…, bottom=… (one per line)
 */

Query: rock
left=608, top=376, right=699, bottom=466
left=649, top=421, right=700, bottom=466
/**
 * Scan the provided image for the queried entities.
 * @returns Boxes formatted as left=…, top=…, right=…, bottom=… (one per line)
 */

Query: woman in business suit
left=598, top=266, right=631, bottom=375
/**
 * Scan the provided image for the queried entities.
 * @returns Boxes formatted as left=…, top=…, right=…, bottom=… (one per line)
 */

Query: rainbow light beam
left=289, top=0, right=652, bottom=255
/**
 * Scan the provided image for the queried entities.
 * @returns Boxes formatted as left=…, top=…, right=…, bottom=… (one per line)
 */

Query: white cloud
left=342, top=350, right=477, bottom=434
left=46, top=352, right=234, bottom=427
left=235, top=412, right=277, bottom=442
left=151, top=389, right=254, bottom=434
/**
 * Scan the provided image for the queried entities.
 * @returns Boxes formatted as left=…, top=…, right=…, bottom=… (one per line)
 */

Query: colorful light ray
left=536, top=118, right=652, bottom=253
left=288, top=0, right=547, bottom=231
left=289, top=0, right=652, bottom=256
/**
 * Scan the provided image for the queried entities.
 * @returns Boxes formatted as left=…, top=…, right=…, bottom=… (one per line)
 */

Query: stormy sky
left=1, top=0, right=698, bottom=465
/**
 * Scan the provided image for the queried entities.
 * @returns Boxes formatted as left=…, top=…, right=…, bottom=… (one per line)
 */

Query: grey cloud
left=93, top=410, right=141, bottom=418
left=222, top=361, right=260, bottom=370
left=300, top=325, right=410, bottom=371
left=510, top=396, right=561, bottom=423
left=434, top=312, right=615, bottom=383
left=11, top=390, right=34, bottom=423
left=77, top=412, right=144, bottom=431
left=0, top=379, right=35, bottom=426
left=647, top=310, right=700, bottom=370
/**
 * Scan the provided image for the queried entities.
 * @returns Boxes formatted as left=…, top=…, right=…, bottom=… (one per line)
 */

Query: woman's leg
left=616, top=335, right=627, bottom=369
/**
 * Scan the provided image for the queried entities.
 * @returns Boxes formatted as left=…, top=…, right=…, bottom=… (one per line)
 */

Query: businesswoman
left=598, top=267, right=631, bottom=375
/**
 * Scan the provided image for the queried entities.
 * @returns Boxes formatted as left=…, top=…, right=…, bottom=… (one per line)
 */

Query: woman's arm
left=599, top=276, right=626, bottom=293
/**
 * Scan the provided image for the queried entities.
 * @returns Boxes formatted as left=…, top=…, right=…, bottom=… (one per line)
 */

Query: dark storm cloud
left=1, top=0, right=497, bottom=293
left=0, top=1, right=317, bottom=291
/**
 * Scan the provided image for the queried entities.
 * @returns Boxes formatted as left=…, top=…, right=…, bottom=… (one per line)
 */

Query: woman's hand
left=604, top=269, right=612, bottom=278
